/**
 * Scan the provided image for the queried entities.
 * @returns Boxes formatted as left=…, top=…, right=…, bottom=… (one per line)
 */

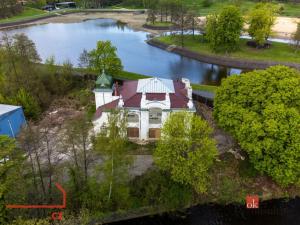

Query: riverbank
left=149, top=36, right=300, bottom=70
left=1, top=9, right=299, bottom=40
left=0, top=10, right=166, bottom=35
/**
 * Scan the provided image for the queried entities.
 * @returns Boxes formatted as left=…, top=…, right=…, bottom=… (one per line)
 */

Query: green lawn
left=0, top=7, right=46, bottom=23
left=157, top=35, right=300, bottom=64
left=120, top=0, right=300, bottom=17
left=146, top=21, right=175, bottom=27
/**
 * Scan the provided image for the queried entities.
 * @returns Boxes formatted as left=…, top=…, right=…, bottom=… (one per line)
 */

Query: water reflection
left=1, top=19, right=242, bottom=85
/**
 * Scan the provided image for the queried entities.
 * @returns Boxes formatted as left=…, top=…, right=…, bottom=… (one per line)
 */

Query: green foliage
left=0, top=136, right=24, bottom=224
left=87, top=40, right=123, bottom=75
left=214, top=65, right=300, bottom=186
left=294, top=23, right=300, bottom=51
left=206, top=5, right=244, bottom=53
left=8, top=88, right=41, bottom=120
left=93, top=110, right=133, bottom=210
left=154, top=111, right=217, bottom=193
left=202, top=0, right=213, bottom=8
left=248, top=3, right=277, bottom=46
left=130, top=169, right=193, bottom=209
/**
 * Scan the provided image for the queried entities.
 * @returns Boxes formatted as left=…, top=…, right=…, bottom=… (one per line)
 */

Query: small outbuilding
left=0, top=104, right=26, bottom=138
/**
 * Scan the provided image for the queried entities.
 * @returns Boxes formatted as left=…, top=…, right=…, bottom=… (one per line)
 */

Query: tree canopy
left=154, top=111, right=217, bottom=193
left=0, top=136, right=24, bottom=224
left=248, top=3, right=277, bottom=46
left=214, top=66, right=300, bottom=186
left=83, top=40, right=123, bottom=75
left=206, top=5, right=243, bottom=53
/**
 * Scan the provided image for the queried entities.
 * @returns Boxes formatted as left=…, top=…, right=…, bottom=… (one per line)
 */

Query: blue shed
left=0, top=104, right=26, bottom=138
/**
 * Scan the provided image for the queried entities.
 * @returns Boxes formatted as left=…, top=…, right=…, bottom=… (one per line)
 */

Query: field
left=157, top=35, right=300, bottom=64
left=0, top=7, right=46, bottom=23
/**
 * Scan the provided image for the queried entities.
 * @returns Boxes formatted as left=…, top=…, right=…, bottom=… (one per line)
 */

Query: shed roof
left=0, top=104, right=21, bottom=117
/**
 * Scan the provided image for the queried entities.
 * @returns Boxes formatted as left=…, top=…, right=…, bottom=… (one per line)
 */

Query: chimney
left=187, top=99, right=194, bottom=109
left=118, top=95, right=124, bottom=107
left=114, top=81, right=119, bottom=96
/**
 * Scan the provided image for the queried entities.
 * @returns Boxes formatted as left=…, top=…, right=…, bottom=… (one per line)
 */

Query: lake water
left=2, top=19, right=241, bottom=85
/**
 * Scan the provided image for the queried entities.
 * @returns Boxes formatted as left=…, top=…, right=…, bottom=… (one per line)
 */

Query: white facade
left=93, top=77, right=195, bottom=140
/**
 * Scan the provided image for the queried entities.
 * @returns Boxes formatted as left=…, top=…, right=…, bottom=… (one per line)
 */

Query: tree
left=154, top=111, right=217, bottom=193
left=9, top=88, right=41, bottom=120
left=146, top=9, right=157, bottom=24
left=214, top=66, right=300, bottom=186
left=174, top=0, right=189, bottom=47
left=0, top=136, right=24, bottom=224
left=248, top=3, right=277, bottom=46
left=293, top=22, right=300, bottom=52
left=206, top=5, right=244, bottom=53
left=87, top=40, right=123, bottom=75
left=93, top=110, right=132, bottom=205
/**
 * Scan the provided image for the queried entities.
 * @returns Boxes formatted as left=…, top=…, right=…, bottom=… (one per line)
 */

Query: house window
left=149, top=128, right=161, bottom=139
left=127, top=113, right=139, bottom=123
left=149, top=108, right=162, bottom=124
left=127, top=128, right=139, bottom=138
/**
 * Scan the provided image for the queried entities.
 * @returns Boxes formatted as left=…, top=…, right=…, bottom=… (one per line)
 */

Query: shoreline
left=1, top=11, right=299, bottom=40
left=0, top=10, right=164, bottom=35
left=147, top=39, right=300, bottom=71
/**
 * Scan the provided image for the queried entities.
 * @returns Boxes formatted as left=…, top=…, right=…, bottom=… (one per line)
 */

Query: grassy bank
left=0, top=7, right=47, bottom=23
left=156, top=35, right=300, bottom=64
left=146, top=21, right=175, bottom=27
left=72, top=66, right=217, bottom=93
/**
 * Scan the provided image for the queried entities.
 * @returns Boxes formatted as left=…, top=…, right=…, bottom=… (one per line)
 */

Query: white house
left=93, top=71, right=196, bottom=140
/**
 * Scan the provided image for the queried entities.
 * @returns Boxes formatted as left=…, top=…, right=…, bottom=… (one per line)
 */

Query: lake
left=1, top=18, right=241, bottom=85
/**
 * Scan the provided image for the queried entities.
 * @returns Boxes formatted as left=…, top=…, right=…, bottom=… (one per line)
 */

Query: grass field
left=157, top=35, right=300, bottom=64
left=120, top=0, right=300, bottom=17
left=0, top=7, right=46, bottom=23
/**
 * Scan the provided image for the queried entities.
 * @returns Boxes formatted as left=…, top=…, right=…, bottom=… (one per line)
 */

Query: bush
left=206, top=5, right=243, bottom=53
left=202, top=0, right=213, bottom=8
left=130, top=169, right=193, bottom=209
left=214, top=66, right=300, bottom=187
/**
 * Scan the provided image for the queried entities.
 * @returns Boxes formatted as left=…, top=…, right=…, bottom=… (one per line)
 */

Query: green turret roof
left=95, top=70, right=113, bottom=89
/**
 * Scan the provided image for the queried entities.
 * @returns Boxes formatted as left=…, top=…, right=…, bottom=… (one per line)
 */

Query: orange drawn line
left=6, top=183, right=66, bottom=209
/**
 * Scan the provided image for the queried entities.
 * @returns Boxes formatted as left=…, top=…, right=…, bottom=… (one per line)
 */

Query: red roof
left=94, top=99, right=119, bottom=120
left=146, top=93, right=165, bottom=101
left=94, top=79, right=189, bottom=119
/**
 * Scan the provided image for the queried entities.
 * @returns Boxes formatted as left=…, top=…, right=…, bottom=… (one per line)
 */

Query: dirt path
left=273, top=17, right=300, bottom=39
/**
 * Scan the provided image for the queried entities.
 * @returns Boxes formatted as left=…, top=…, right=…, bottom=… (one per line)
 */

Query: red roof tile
left=146, top=93, right=165, bottom=101
left=95, top=79, right=189, bottom=120
left=94, top=99, right=119, bottom=120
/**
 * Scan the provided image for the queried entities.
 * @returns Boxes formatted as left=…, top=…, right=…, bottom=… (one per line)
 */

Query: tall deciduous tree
left=214, top=66, right=300, bottom=186
left=206, top=5, right=243, bottom=53
left=0, top=136, right=24, bottom=224
left=248, top=3, right=277, bottom=46
left=94, top=110, right=132, bottom=204
left=154, top=111, right=217, bottom=193
left=86, top=40, right=123, bottom=75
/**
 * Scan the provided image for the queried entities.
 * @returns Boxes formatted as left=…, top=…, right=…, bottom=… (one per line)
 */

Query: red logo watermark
left=246, top=195, right=259, bottom=209
left=6, top=183, right=66, bottom=220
